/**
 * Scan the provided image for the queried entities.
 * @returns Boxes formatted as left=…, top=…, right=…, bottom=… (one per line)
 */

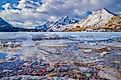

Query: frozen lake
left=0, top=32, right=121, bottom=40
left=0, top=32, right=121, bottom=79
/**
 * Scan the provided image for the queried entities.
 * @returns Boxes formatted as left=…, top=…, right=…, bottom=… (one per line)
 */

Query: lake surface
left=0, top=32, right=121, bottom=80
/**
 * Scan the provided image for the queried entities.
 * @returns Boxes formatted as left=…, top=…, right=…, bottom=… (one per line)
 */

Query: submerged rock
left=100, top=51, right=110, bottom=57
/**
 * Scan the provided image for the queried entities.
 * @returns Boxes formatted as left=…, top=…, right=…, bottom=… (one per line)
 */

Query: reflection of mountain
left=0, top=17, right=37, bottom=32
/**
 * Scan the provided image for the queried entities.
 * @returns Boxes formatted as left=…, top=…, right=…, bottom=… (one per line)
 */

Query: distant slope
left=36, top=16, right=79, bottom=32
left=0, top=17, right=37, bottom=32
left=36, top=22, right=54, bottom=32
left=48, top=16, right=79, bottom=31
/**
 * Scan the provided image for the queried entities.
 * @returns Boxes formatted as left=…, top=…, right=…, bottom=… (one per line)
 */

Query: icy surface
left=0, top=32, right=121, bottom=79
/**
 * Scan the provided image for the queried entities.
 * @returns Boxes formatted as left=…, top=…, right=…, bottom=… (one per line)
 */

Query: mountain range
left=36, top=16, right=79, bottom=32
left=0, top=8, right=121, bottom=32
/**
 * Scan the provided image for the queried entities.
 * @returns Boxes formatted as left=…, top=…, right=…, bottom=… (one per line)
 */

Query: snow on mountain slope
left=36, top=8, right=120, bottom=32
left=64, top=8, right=120, bottom=32
left=36, top=22, right=54, bottom=31
left=49, top=16, right=79, bottom=31
left=79, top=8, right=116, bottom=27
left=36, top=16, right=79, bottom=32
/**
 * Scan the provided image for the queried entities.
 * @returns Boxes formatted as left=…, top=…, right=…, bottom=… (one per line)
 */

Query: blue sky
left=0, top=0, right=18, bottom=10
left=0, top=0, right=121, bottom=28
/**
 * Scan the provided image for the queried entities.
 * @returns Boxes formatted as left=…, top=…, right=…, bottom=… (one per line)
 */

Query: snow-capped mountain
left=36, top=21, right=54, bottom=31
left=49, top=16, right=79, bottom=31
left=36, top=16, right=79, bottom=32
left=64, top=8, right=121, bottom=32
left=79, top=8, right=117, bottom=27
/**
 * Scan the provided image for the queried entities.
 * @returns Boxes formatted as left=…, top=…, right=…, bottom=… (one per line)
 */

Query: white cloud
left=2, top=3, right=13, bottom=10
left=0, top=0, right=121, bottom=28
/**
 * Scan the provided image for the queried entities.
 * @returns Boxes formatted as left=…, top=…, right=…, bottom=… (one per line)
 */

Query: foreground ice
left=0, top=32, right=121, bottom=80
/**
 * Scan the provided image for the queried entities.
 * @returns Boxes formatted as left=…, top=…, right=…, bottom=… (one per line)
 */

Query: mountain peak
left=93, top=8, right=117, bottom=16
left=36, top=16, right=79, bottom=31
left=56, top=16, right=71, bottom=23
left=79, top=8, right=116, bottom=27
left=61, top=16, right=69, bottom=19
left=55, top=16, right=79, bottom=25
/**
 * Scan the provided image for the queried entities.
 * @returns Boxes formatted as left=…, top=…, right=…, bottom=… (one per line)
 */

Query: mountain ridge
left=36, top=16, right=79, bottom=32
left=0, top=8, right=121, bottom=32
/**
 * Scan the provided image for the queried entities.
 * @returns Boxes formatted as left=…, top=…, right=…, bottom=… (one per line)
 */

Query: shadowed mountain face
left=0, top=17, right=37, bottom=32
left=0, top=17, right=15, bottom=32
left=0, top=18, right=12, bottom=27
